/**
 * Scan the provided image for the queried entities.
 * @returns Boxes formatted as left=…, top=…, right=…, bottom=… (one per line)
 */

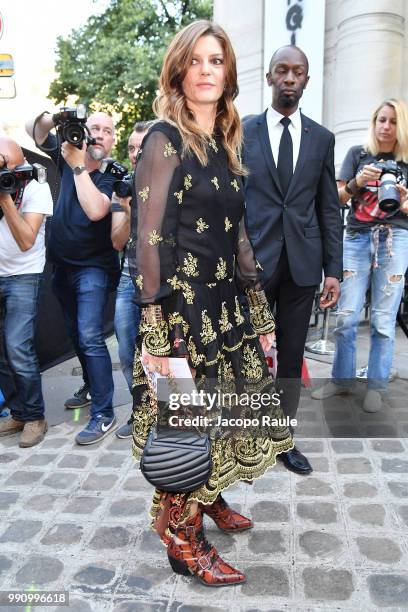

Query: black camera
left=373, top=159, right=402, bottom=214
left=99, top=159, right=133, bottom=198
left=0, top=163, right=47, bottom=195
left=114, top=173, right=133, bottom=198
left=52, top=104, right=95, bottom=148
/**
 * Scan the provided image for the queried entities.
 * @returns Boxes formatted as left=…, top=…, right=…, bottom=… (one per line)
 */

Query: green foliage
left=49, top=0, right=213, bottom=165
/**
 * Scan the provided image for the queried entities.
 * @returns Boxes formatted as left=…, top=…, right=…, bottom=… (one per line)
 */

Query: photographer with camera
left=111, top=121, right=152, bottom=439
left=0, top=137, right=52, bottom=447
left=312, top=99, right=408, bottom=412
left=25, top=109, right=120, bottom=444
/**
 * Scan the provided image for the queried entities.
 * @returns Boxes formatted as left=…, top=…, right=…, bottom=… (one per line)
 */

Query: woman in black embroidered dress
left=128, top=20, right=293, bottom=586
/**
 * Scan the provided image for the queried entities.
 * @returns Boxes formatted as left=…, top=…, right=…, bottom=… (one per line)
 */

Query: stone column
left=213, top=0, right=265, bottom=116
left=331, top=0, right=405, bottom=165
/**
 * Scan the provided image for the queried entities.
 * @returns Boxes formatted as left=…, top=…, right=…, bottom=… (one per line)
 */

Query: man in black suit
left=243, top=45, right=342, bottom=474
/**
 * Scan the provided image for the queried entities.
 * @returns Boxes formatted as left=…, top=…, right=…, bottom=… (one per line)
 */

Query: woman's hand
left=396, top=184, right=408, bottom=214
left=259, top=331, right=275, bottom=353
left=355, top=164, right=381, bottom=188
left=141, top=344, right=170, bottom=376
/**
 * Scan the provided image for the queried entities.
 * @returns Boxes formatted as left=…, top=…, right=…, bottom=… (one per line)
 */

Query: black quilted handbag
left=140, top=427, right=212, bottom=492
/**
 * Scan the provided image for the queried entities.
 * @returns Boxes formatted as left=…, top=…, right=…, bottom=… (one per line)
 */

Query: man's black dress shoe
left=278, top=446, right=313, bottom=475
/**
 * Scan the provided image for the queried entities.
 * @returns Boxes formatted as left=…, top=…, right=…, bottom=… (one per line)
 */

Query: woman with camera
left=128, top=20, right=292, bottom=586
left=313, top=98, right=408, bottom=412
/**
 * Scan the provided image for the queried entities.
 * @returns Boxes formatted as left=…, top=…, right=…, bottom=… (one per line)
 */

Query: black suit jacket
left=243, top=110, right=342, bottom=286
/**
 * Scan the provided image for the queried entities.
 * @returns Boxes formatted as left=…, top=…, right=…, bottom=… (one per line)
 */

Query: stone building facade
left=214, top=0, right=407, bottom=166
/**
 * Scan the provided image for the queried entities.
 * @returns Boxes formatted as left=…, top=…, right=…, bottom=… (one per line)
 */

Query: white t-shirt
left=0, top=179, right=53, bottom=276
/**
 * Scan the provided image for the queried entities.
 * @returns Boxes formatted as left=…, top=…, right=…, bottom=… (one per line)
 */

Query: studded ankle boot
left=167, top=509, right=246, bottom=587
left=201, top=494, right=253, bottom=533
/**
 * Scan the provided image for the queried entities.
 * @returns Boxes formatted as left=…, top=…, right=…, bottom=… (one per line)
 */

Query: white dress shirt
left=266, top=106, right=302, bottom=173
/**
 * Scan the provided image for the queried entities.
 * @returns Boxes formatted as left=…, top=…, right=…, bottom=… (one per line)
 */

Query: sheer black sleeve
left=128, top=128, right=182, bottom=357
left=128, top=129, right=180, bottom=305
left=236, top=216, right=275, bottom=335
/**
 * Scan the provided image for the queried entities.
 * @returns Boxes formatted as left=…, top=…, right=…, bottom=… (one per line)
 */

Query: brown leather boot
left=201, top=494, right=253, bottom=533
left=19, top=420, right=48, bottom=448
left=167, top=510, right=246, bottom=587
left=0, top=417, right=24, bottom=437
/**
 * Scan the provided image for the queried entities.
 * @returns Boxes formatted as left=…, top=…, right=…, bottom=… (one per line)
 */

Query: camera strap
left=13, top=181, right=27, bottom=211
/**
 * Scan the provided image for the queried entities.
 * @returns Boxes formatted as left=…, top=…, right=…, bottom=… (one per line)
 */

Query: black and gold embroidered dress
left=128, top=121, right=293, bottom=543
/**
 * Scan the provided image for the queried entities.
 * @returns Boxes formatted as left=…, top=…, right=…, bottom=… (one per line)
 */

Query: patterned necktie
left=277, top=116, right=293, bottom=196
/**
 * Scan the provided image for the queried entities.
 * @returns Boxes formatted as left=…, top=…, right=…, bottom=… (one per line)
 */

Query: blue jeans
left=52, top=266, right=116, bottom=419
left=332, top=227, right=408, bottom=390
left=0, top=274, right=44, bottom=422
left=114, top=273, right=140, bottom=392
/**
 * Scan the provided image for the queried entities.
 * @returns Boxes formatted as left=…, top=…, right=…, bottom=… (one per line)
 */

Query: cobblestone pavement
left=1, top=332, right=408, bottom=611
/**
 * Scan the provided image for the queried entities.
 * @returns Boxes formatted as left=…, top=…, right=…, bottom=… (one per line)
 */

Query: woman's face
left=375, top=105, right=397, bottom=149
left=182, top=34, right=226, bottom=111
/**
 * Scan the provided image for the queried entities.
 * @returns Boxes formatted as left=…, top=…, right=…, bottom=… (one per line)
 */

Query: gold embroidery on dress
left=148, top=230, right=163, bottom=246
left=211, top=176, right=220, bottom=190
left=234, top=296, right=245, bottom=326
left=167, top=275, right=180, bottom=290
left=184, top=174, right=192, bottom=190
left=200, top=310, right=217, bottom=345
left=135, top=274, right=143, bottom=290
left=174, top=190, right=183, bottom=205
left=219, top=302, right=232, bottom=333
left=179, top=281, right=195, bottom=304
left=196, top=218, right=209, bottom=233
left=215, top=258, right=227, bottom=280
left=206, top=282, right=217, bottom=288
left=225, top=217, right=233, bottom=232
left=132, top=350, right=145, bottom=387
left=181, top=252, right=199, bottom=277
left=187, top=337, right=205, bottom=366
left=242, top=345, right=264, bottom=382
left=168, top=312, right=189, bottom=335
left=209, top=136, right=218, bottom=152
left=231, top=178, right=240, bottom=192
left=139, top=186, right=150, bottom=202
left=164, top=142, right=177, bottom=157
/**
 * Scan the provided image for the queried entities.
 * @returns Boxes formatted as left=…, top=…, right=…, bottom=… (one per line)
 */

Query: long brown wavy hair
left=153, top=20, right=245, bottom=175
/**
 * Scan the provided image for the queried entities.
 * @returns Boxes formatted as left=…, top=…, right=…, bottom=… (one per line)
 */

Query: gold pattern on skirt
left=215, top=257, right=227, bottom=280
left=234, top=296, right=245, bottom=326
left=168, top=312, right=190, bottom=335
left=200, top=310, right=217, bottom=345
left=181, top=252, right=199, bottom=277
left=219, top=302, right=233, bottom=333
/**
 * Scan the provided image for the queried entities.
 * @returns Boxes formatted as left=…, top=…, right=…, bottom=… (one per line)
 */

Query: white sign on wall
left=263, top=0, right=326, bottom=122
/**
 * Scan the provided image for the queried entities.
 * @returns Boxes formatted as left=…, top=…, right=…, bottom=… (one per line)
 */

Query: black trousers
left=264, top=246, right=317, bottom=432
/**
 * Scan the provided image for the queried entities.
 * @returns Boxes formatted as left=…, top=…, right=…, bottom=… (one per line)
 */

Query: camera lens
left=64, top=124, right=86, bottom=146
left=0, top=172, right=17, bottom=193
left=378, top=172, right=400, bottom=214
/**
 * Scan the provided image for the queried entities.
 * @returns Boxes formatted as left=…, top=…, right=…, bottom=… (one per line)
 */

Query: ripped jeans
left=332, top=227, right=408, bottom=390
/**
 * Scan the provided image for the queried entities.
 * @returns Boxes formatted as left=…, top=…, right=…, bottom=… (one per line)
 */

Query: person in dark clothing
left=128, top=21, right=292, bottom=587
left=242, top=45, right=343, bottom=474
left=25, top=111, right=119, bottom=445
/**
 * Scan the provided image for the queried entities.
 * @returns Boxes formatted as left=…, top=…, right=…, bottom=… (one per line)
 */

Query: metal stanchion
left=305, top=306, right=335, bottom=355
